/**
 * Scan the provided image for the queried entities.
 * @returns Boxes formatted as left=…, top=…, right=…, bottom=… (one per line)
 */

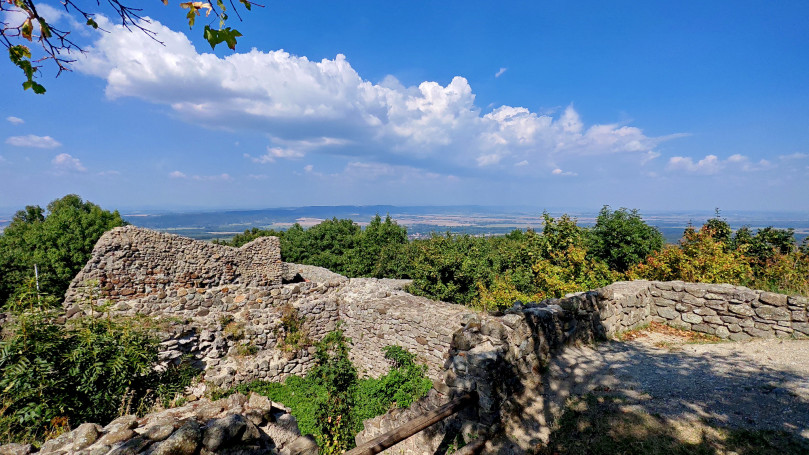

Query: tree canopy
left=0, top=194, right=126, bottom=307
left=588, top=206, right=664, bottom=273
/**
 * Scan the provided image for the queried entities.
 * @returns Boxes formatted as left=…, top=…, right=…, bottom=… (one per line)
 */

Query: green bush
left=0, top=282, right=199, bottom=445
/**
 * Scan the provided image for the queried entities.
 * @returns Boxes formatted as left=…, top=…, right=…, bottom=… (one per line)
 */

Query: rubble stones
left=0, top=392, right=302, bottom=455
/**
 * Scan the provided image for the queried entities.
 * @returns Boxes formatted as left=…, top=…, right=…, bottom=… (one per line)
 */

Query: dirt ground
left=547, top=325, right=809, bottom=440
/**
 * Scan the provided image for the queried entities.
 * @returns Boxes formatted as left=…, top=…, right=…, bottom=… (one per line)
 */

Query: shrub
left=475, top=274, right=537, bottom=312
left=630, top=226, right=753, bottom=284
left=588, top=206, right=664, bottom=273
left=0, top=282, right=199, bottom=445
left=533, top=244, right=618, bottom=299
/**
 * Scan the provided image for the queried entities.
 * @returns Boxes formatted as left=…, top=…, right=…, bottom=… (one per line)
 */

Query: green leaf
left=86, top=18, right=99, bottom=29
left=240, top=0, right=251, bottom=10
left=37, top=18, right=52, bottom=39
left=223, top=28, right=242, bottom=50
left=32, top=82, right=46, bottom=94
left=9, top=45, right=31, bottom=64
left=203, top=26, right=242, bottom=51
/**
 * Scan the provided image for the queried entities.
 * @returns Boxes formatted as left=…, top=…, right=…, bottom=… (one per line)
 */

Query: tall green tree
left=280, top=218, right=361, bottom=275
left=347, top=214, right=408, bottom=278
left=0, top=195, right=125, bottom=307
left=588, top=206, right=664, bottom=273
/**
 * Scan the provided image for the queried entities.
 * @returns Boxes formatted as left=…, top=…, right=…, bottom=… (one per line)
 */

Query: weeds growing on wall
left=277, top=303, right=311, bottom=352
left=230, top=331, right=432, bottom=451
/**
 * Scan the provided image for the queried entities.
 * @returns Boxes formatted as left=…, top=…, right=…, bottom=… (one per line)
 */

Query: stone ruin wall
left=63, top=226, right=284, bottom=307
left=55, top=227, right=809, bottom=454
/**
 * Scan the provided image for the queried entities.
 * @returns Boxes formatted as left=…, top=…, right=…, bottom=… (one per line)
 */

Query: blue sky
left=1, top=1, right=808, bottom=212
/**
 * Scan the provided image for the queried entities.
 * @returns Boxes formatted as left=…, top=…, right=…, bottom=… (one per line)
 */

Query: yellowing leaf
left=21, top=18, right=33, bottom=41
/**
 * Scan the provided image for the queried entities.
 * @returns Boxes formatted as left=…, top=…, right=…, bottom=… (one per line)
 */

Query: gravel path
left=547, top=333, right=809, bottom=439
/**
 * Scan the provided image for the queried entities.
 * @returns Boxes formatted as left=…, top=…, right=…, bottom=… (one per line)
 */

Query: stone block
left=759, top=292, right=788, bottom=307
left=694, top=307, right=717, bottom=316
left=754, top=305, right=791, bottom=321
left=657, top=306, right=680, bottom=320
left=794, top=323, right=809, bottom=335
left=744, top=326, right=775, bottom=339
left=728, top=304, right=754, bottom=317
left=681, top=313, right=703, bottom=324
left=728, top=331, right=752, bottom=342
left=690, top=323, right=714, bottom=334
left=788, top=295, right=808, bottom=308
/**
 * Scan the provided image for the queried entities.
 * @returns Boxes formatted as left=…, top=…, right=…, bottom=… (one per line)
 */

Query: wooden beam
left=453, top=436, right=487, bottom=455
left=346, top=391, right=477, bottom=455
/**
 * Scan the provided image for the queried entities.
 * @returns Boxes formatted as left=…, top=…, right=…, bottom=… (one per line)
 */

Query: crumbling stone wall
left=63, top=226, right=284, bottom=306
left=337, top=278, right=469, bottom=381
left=75, top=279, right=345, bottom=389
left=57, top=228, right=809, bottom=454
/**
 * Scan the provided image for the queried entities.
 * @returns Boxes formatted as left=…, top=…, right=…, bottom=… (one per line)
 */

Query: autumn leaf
left=21, top=18, right=33, bottom=41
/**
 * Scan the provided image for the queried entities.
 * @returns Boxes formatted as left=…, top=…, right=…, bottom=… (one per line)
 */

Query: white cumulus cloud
left=6, top=116, right=24, bottom=125
left=495, top=67, right=507, bottom=78
left=51, top=153, right=86, bottom=172
left=6, top=134, right=61, bottom=148
left=77, top=17, right=673, bottom=176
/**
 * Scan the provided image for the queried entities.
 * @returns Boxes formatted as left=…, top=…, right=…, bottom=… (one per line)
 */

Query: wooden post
left=346, top=391, right=478, bottom=455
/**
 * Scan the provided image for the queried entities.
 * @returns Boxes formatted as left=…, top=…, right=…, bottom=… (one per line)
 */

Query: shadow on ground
left=529, top=337, right=809, bottom=454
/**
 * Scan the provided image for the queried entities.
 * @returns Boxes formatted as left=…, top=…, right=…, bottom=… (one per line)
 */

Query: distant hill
left=112, top=205, right=809, bottom=244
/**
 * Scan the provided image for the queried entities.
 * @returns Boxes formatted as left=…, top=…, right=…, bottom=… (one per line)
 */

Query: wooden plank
left=346, top=391, right=477, bottom=455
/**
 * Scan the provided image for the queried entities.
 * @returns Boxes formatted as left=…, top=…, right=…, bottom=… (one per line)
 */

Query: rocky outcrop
left=0, top=393, right=315, bottom=455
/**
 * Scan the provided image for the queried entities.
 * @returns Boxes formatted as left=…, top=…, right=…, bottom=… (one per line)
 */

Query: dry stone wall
left=645, top=281, right=809, bottom=339
left=63, top=226, right=284, bottom=307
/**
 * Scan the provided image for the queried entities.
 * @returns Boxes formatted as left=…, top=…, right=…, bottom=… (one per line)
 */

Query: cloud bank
left=77, top=17, right=669, bottom=177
